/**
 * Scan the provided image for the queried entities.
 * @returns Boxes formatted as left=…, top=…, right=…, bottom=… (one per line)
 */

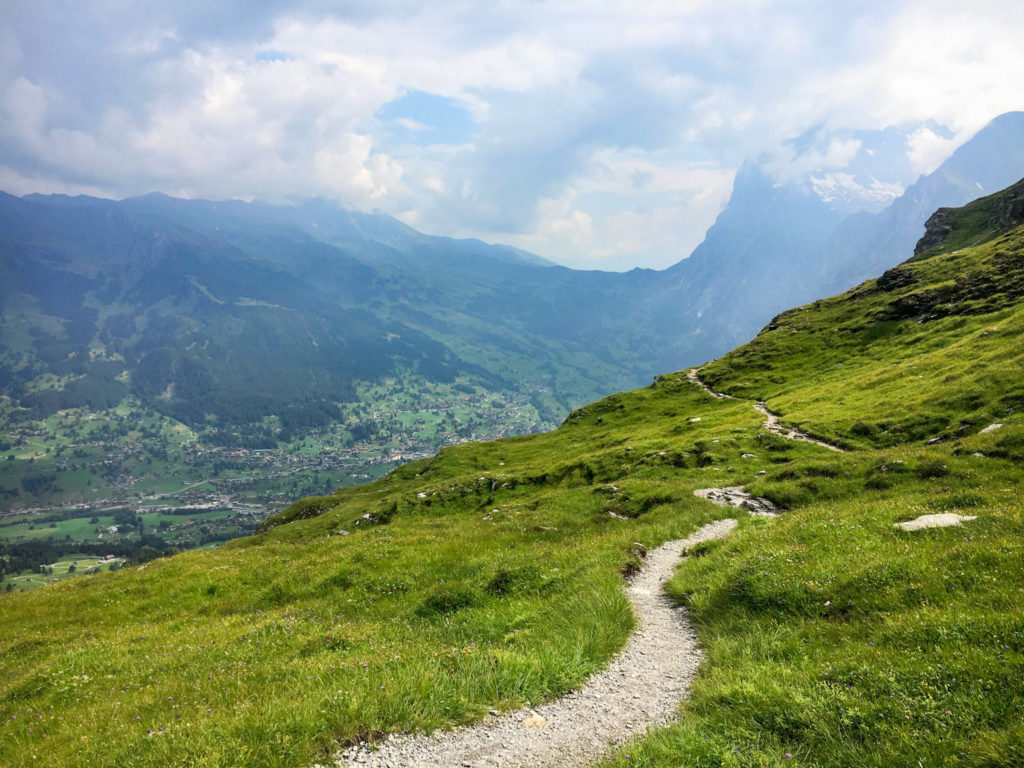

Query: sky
left=2, top=1, right=1023, bottom=271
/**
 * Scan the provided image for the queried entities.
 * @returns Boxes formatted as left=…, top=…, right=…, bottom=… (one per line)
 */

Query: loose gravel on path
left=687, top=368, right=845, bottom=453
left=752, top=402, right=845, bottom=452
left=334, top=518, right=738, bottom=768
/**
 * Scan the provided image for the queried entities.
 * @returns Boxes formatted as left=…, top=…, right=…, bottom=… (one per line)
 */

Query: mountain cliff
left=644, top=111, right=1024, bottom=359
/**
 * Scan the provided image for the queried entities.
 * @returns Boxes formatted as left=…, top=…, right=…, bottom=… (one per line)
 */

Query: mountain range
left=1, top=112, right=1023, bottom=498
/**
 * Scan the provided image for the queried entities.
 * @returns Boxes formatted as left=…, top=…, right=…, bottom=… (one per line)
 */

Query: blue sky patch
left=255, top=50, right=291, bottom=62
left=376, top=90, right=479, bottom=146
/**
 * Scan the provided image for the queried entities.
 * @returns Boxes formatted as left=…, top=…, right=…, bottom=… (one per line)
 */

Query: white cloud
left=394, top=117, right=430, bottom=132
left=549, top=209, right=593, bottom=244
left=906, top=126, right=962, bottom=176
left=804, top=1, right=1024, bottom=136
left=1, top=1, right=1022, bottom=268
left=0, top=165, right=113, bottom=198
left=314, top=134, right=404, bottom=200
left=495, top=159, right=735, bottom=270
left=763, top=138, right=864, bottom=186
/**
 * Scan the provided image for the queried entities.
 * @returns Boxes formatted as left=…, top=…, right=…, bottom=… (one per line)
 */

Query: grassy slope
left=702, top=196, right=1024, bottom=451
left=2, top=190, right=1024, bottom=767
left=1, top=378, right=780, bottom=767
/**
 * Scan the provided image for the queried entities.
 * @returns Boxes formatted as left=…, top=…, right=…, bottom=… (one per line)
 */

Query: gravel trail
left=335, top=518, right=738, bottom=768
left=752, top=402, right=845, bottom=452
left=686, top=368, right=734, bottom=399
left=687, top=368, right=844, bottom=452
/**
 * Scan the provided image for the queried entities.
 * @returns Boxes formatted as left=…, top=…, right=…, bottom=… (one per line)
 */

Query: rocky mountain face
left=818, top=111, right=1024, bottom=294
left=642, top=111, right=1024, bottom=360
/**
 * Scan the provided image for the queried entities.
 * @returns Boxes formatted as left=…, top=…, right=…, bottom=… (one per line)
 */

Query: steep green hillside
left=703, top=177, right=1024, bottom=451
left=2, top=188, right=1024, bottom=767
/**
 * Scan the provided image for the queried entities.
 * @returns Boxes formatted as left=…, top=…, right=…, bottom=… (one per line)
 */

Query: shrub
left=915, top=460, right=950, bottom=479
left=418, top=586, right=476, bottom=616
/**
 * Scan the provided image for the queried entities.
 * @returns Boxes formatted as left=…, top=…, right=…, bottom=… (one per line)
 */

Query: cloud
left=492, top=156, right=735, bottom=271
left=906, top=125, right=962, bottom=176
left=0, top=165, right=114, bottom=198
left=1, top=1, right=1022, bottom=269
left=763, top=137, right=864, bottom=185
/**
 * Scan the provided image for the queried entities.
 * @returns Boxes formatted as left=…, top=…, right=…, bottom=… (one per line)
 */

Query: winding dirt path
left=686, top=368, right=734, bottom=399
left=688, top=369, right=845, bottom=453
left=334, top=519, right=738, bottom=768
left=752, top=402, right=844, bottom=452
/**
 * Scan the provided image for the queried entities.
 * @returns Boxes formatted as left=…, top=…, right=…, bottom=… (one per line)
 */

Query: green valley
left=2, top=182, right=1023, bottom=766
left=0, top=374, right=557, bottom=588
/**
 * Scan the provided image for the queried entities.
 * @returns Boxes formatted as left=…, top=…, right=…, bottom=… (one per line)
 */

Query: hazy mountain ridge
left=643, top=111, right=1024, bottom=358
left=817, top=110, right=1024, bottom=294
left=0, top=188, right=668, bottom=439
left=3, top=112, right=1023, bottom=515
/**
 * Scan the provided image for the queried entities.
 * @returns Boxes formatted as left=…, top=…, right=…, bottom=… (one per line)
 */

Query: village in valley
left=1, top=375, right=560, bottom=591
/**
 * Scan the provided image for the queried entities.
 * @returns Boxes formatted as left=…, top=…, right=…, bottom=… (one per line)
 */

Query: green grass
left=702, top=209, right=1024, bottom=450
left=0, top=378, right=766, bottom=767
left=2, top=195, right=1024, bottom=766
left=0, top=514, right=118, bottom=542
left=600, top=442, right=1024, bottom=768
